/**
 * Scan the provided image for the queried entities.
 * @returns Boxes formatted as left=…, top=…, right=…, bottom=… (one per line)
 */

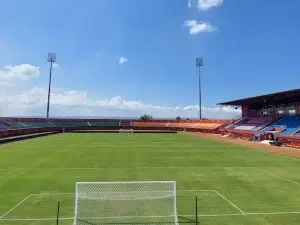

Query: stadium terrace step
left=132, top=122, right=168, bottom=127
left=265, top=115, right=300, bottom=135
left=119, top=120, right=132, bottom=126
left=21, top=122, right=55, bottom=127
left=0, top=124, right=7, bottom=130
left=12, top=122, right=28, bottom=128
left=51, top=122, right=89, bottom=127
left=89, top=122, right=120, bottom=127
left=232, top=116, right=273, bottom=131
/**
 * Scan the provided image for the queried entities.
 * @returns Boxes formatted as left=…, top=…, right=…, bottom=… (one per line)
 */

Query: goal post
left=73, top=181, right=178, bottom=225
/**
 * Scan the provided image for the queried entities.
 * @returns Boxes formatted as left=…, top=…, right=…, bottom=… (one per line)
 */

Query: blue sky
left=0, top=0, right=299, bottom=118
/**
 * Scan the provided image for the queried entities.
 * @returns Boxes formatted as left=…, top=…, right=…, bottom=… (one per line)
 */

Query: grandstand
left=219, top=88, right=300, bottom=146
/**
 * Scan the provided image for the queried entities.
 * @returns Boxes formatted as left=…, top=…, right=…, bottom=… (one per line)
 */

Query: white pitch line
left=196, top=213, right=243, bottom=217
left=0, top=194, right=32, bottom=219
left=0, top=166, right=256, bottom=171
left=247, top=211, right=300, bottom=215
left=213, top=190, right=245, bottom=215
left=3, top=212, right=300, bottom=221
left=254, top=167, right=300, bottom=187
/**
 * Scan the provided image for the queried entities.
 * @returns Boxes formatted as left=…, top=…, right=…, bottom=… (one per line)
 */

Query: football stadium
left=1, top=89, right=300, bottom=225
left=1, top=1, right=300, bottom=224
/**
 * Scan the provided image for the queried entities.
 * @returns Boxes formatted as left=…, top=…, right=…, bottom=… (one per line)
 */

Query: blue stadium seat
left=265, top=115, right=300, bottom=135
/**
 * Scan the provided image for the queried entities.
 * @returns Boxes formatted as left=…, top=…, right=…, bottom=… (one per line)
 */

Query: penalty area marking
left=1, top=189, right=244, bottom=219
left=0, top=194, right=32, bottom=219
left=213, top=190, right=245, bottom=214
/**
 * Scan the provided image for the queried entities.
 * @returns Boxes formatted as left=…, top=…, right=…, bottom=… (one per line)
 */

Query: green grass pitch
left=1, top=133, right=300, bottom=225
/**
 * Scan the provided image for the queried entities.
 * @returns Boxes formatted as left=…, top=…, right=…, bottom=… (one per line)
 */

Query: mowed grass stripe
left=1, top=133, right=300, bottom=225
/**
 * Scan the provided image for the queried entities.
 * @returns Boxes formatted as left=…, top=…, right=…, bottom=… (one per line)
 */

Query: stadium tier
left=21, top=122, right=55, bottom=127
left=232, top=116, right=273, bottom=131
left=0, top=119, right=8, bottom=130
left=166, top=123, right=195, bottom=128
left=11, top=122, right=28, bottom=129
left=132, top=122, right=168, bottom=127
left=89, top=122, right=120, bottom=127
left=0, top=124, right=7, bottom=130
left=264, top=115, right=300, bottom=135
left=167, top=122, right=222, bottom=129
left=194, top=122, right=226, bottom=129
left=120, top=120, right=132, bottom=126
left=51, top=122, right=89, bottom=127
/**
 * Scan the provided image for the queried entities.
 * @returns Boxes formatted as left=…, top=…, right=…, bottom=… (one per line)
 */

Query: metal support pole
left=46, top=61, right=53, bottom=119
left=198, top=66, right=202, bottom=120
left=196, top=57, right=203, bottom=120
left=46, top=52, right=56, bottom=119
left=56, top=200, right=60, bottom=225
left=195, top=196, right=198, bottom=225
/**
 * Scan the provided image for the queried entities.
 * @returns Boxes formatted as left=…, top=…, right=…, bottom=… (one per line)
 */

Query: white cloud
left=0, top=64, right=40, bottom=84
left=52, top=63, right=59, bottom=69
left=188, top=0, right=192, bottom=8
left=0, top=87, right=240, bottom=119
left=184, top=20, right=216, bottom=35
left=198, top=0, right=223, bottom=10
left=119, top=57, right=128, bottom=64
left=197, top=0, right=223, bottom=10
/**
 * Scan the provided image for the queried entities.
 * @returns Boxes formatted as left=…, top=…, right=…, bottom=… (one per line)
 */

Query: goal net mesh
left=73, top=181, right=178, bottom=225
left=119, top=129, right=133, bottom=133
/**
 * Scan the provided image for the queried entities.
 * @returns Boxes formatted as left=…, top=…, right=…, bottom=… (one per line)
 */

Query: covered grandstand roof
left=218, top=89, right=300, bottom=107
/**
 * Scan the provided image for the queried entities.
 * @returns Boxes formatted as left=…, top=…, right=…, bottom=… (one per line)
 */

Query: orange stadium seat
left=132, top=122, right=168, bottom=127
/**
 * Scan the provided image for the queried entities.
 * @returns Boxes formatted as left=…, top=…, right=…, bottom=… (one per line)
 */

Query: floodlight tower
left=46, top=52, right=56, bottom=119
left=196, top=57, right=204, bottom=120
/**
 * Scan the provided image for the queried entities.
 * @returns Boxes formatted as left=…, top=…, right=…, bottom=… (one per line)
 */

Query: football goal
left=73, top=181, right=178, bottom=225
left=119, top=129, right=134, bottom=133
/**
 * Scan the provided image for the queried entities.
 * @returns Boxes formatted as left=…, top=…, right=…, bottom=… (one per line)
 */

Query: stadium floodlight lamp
left=47, top=52, right=56, bottom=63
left=196, top=57, right=203, bottom=67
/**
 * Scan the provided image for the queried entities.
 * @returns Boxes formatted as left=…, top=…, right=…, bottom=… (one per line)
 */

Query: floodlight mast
left=46, top=53, right=56, bottom=119
left=196, top=57, right=203, bottom=120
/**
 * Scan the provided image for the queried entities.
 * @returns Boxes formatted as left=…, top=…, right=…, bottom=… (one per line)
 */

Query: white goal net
left=73, top=181, right=178, bottom=225
left=119, top=129, right=134, bottom=133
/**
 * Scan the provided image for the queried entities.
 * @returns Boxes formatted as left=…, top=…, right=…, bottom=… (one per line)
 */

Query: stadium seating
left=166, top=123, right=196, bottom=128
left=89, top=122, right=120, bottom=127
left=265, top=115, right=300, bottom=135
left=133, top=121, right=223, bottom=129
left=21, top=122, right=54, bottom=127
left=11, top=122, right=28, bottom=129
left=167, top=122, right=221, bottom=129
left=232, top=116, right=273, bottom=131
left=120, top=121, right=131, bottom=126
left=132, top=122, right=168, bottom=127
left=51, top=122, right=89, bottom=127
left=0, top=124, right=7, bottom=130
left=0, top=118, right=13, bottom=129
left=233, top=125, right=257, bottom=130
left=193, top=123, right=222, bottom=129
